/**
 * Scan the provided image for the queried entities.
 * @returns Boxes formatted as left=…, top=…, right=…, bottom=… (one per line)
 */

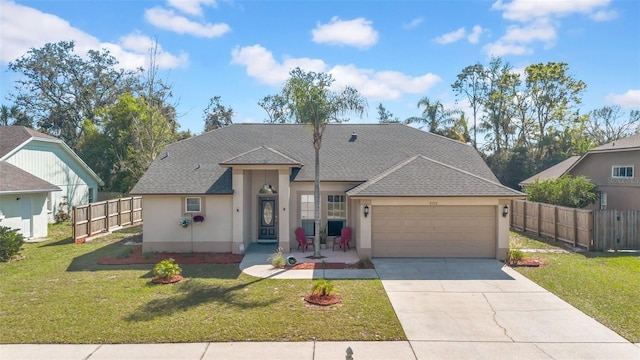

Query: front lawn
left=0, top=223, right=405, bottom=344
left=513, top=232, right=640, bottom=343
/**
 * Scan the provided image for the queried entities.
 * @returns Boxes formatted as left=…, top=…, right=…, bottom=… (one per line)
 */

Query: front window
left=300, top=194, right=315, bottom=236
left=185, top=197, right=201, bottom=213
left=327, top=195, right=346, bottom=236
left=612, top=166, right=634, bottom=178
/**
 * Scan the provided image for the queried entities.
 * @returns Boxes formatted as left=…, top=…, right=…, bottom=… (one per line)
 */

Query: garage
left=372, top=205, right=496, bottom=258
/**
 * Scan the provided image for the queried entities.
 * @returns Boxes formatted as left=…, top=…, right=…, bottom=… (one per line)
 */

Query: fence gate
left=593, top=210, right=640, bottom=251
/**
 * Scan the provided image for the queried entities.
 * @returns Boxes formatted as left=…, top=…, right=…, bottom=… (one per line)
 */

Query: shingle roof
left=591, top=132, right=640, bottom=152
left=347, top=155, right=523, bottom=197
left=220, top=146, right=303, bottom=166
left=0, top=161, right=61, bottom=194
left=0, top=126, right=59, bottom=158
left=131, top=123, right=513, bottom=196
left=519, top=156, right=581, bottom=186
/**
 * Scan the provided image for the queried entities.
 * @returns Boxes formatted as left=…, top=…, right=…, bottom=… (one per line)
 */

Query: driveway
left=374, top=258, right=639, bottom=360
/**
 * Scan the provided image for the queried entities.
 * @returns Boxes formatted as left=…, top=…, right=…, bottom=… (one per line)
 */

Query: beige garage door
left=372, top=205, right=496, bottom=258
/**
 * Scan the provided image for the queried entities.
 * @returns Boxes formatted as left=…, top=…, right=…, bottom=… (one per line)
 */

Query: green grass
left=509, top=231, right=566, bottom=250
left=513, top=232, right=640, bottom=343
left=0, top=223, right=405, bottom=344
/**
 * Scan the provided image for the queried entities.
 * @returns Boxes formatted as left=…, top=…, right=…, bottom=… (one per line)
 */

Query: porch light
left=364, top=205, right=370, bottom=218
left=502, top=205, right=509, bottom=217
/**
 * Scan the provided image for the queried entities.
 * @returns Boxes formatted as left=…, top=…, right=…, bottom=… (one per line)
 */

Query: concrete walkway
left=374, top=258, right=639, bottom=360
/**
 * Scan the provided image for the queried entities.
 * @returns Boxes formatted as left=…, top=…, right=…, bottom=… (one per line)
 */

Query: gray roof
left=519, top=156, right=581, bottom=186
left=591, top=132, right=640, bottom=152
left=131, top=123, right=518, bottom=197
left=0, top=126, right=59, bottom=158
left=348, top=156, right=523, bottom=197
left=220, top=146, right=302, bottom=166
left=0, top=161, right=61, bottom=194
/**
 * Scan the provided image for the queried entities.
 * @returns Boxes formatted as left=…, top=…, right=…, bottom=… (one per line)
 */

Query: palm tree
left=405, top=97, right=460, bottom=135
left=281, top=68, right=367, bottom=257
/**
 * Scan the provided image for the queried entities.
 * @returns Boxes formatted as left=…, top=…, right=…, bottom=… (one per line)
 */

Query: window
left=612, top=166, right=634, bottom=178
left=185, top=197, right=201, bottom=213
left=327, top=195, right=346, bottom=236
left=300, top=194, right=315, bottom=236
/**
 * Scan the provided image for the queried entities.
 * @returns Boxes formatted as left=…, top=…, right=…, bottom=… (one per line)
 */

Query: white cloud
left=606, top=89, right=640, bottom=109
left=434, top=27, right=466, bottom=44
left=403, top=17, right=424, bottom=30
left=482, top=41, right=532, bottom=57
left=167, top=0, right=216, bottom=17
left=0, top=1, right=187, bottom=69
left=501, top=19, right=557, bottom=44
left=467, top=25, right=484, bottom=44
left=491, top=0, right=611, bottom=22
left=145, top=7, right=230, bottom=38
left=311, top=17, right=378, bottom=49
left=590, top=9, right=618, bottom=22
left=230, top=44, right=440, bottom=101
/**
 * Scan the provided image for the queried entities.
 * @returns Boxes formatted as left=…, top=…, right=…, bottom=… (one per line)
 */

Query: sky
left=1, top=0, right=639, bottom=135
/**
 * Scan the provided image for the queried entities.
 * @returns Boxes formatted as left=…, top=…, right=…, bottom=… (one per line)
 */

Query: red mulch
left=98, top=245, right=243, bottom=265
left=151, top=275, right=184, bottom=284
left=303, top=293, right=342, bottom=306
left=510, top=257, right=545, bottom=267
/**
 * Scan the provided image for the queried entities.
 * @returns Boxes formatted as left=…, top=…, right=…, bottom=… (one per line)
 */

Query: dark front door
left=258, top=197, right=277, bottom=242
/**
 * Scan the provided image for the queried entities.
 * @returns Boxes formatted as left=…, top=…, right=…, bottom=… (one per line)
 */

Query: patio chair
left=332, top=227, right=352, bottom=252
left=295, top=227, right=314, bottom=252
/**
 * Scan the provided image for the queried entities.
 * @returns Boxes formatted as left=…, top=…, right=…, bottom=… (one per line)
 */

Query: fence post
left=72, top=206, right=76, bottom=241
left=573, top=209, right=578, bottom=247
left=537, top=202, right=542, bottom=237
left=553, top=206, right=558, bottom=242
left=87, top=204, right=92, bottom=237
left=523, top=201, right=527, bottom=233
left=588, top=210, right=594, bottom=251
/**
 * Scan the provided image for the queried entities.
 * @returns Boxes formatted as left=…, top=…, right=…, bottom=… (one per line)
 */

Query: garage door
left=372, top=205, right=496, bottom=258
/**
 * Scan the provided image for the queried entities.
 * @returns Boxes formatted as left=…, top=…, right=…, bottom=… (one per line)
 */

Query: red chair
left=295, top=228, right=314, bottom=252
left=332, top=227, right=352, bottom=252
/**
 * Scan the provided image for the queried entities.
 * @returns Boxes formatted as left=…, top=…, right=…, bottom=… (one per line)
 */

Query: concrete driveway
left=374, top=258, right=639, bottom=360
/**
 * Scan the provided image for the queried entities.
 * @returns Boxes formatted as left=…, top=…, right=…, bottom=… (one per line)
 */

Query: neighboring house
left=520, top=133, right=640, bottom=210
left=131, top=124, right=524, bottom=260
left=0, top=162, right=60, bottom=238
left=0, top=126, right=104, bottom=223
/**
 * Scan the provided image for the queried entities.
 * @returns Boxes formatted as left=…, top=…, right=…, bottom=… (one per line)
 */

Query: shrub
left=525, top=175, right=597, bottom=208
left=507, top=238, right=524, bottom=265
left=0, top=226, right=25, bottom=262
left=153, top=258, right=182, bottom=280
left=311, top=279, right=334, bottom=296
left=269, top=247, right=285, bottom=269
left=356, top=258, right=373, bottom=269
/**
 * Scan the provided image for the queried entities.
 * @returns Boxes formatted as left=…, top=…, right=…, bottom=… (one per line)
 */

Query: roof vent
left=349, top=132, right=357, bottom=142
left=160, top=151, right=168, bottom=160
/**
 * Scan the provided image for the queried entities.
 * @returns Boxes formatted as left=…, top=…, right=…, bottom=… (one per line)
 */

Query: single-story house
left=0, top=162, right=60, bottom=238
left=131, top=124, right=524, bottom=260
left=0, top=126, right=104, bottom=222
left=520, top=133, right=640, bottom=210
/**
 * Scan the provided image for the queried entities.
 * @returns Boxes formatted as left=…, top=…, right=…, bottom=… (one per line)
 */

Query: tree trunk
left=313, top=145, right=321, bottom=257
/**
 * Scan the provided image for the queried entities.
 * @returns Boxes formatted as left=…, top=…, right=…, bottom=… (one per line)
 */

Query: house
left=520, top=133, right=640, bottom=210
left=130, top=124, right=524, bottom=260
left=0, top=162, right=60, bottom=238
left=0, top=126, right=104, bottom=225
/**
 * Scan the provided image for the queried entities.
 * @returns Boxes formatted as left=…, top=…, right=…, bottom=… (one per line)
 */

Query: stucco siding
left=141, top=195, right=233, bottom=253
left=0, top=193, right=49, bottom=238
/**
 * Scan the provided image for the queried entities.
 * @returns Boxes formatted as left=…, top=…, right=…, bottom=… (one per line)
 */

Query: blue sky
left=1, top=0, right=639, bottom=134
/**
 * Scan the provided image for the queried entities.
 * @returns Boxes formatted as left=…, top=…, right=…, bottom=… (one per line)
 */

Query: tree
left=0, top=104, right=32, bottom=127
left=481, top=57, right=519, bottom=153
left=441, top=112, right=471, bottom=143
left=266, top=67, right=367, bottom=257
left=405, top=97, right=460, bottom=135
left=258, top=94, right=288, bottom=123
left=7, top=41, right=137, bottom=149
left=525, top=175, right=597, bottom=208
left=376, top=103, right=400, bottom=123
left=203, top=96, right=234, bottom=132
left=452, top=63, right=486, bottom=149
left=586, top=106, right=640, bottom=145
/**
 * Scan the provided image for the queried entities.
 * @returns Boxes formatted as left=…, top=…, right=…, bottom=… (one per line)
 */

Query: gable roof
left=519, top=133, right=640, bottom=187
left=0, top=161, right=61, bottom=194
left=347, top=155, right=523, bottom=197
left=0, top=126, right=104, bottom=186
left=220, top=146, right=302, bottom=166
left=131, top=123, right=512, bottom=196
left=519, top=156, right=581, bottom=186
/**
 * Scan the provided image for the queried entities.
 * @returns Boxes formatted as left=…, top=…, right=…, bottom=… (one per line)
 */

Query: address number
left=429, top=201, right=438, bottom=206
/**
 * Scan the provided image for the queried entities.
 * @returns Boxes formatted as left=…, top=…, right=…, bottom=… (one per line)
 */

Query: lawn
left=513, top=231, right=640, bottom=343
left=0, top=223, right=405, bottom=344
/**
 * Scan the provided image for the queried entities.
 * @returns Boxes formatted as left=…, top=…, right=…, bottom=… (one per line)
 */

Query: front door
left=258, top=197, right=277, bottom=243
left=20, top=198, right=31, bottom=238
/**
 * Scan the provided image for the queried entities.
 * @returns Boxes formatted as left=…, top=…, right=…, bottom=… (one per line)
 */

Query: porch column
left=278, top=169, right=291, bottom=253
left=231, top=168, right=244, bottom=254
left=496, top=200, right=510, bottom=261
left=359, top=200, right=372, bottom=259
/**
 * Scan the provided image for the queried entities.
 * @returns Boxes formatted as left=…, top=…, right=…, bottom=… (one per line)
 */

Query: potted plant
left=178, top=217, right=191, bottom=228
left=319, top=227, right=327, bottom=249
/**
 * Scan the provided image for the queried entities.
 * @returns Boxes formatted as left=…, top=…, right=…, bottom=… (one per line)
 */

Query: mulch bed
left=303, top=293, right=342, bottom=306
left=98, top=245, right=244, bottom=265
left=509, top=257, right=545, bottom=267
left=151, top=275, right=185, bottom=284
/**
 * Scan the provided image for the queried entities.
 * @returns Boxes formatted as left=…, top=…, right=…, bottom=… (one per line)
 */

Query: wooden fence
left=510, top=200, right=640, bottom=251
left=72, top=197, right=143, bottom=242
left=510, top=200, right=593, bottom=249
